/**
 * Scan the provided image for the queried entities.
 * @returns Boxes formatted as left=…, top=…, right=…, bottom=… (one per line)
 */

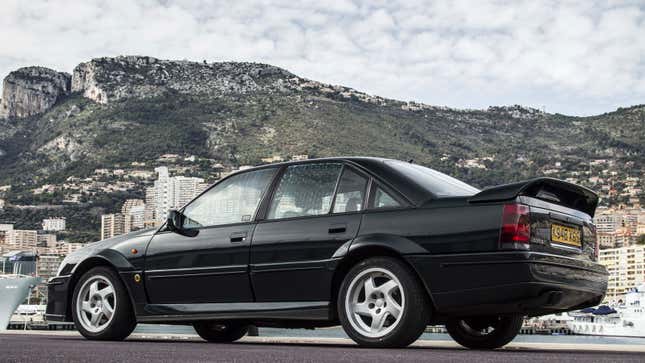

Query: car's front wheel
left=445, top=315, right=524, bottom=349
left=338, top=257, right=430, bottom=348
left=193, top=321, right=249, bottom=342
left=72, top=266, right=136, bottom=340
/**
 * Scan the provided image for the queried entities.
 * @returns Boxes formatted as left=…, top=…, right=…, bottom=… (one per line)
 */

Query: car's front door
left=250, top=162, right=369, bottom=302
left=144, top=167, right=277, bottom=304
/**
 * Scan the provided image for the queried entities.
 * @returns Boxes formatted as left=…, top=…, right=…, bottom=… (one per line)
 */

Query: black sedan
left=46, top=157, right=608, bottom=349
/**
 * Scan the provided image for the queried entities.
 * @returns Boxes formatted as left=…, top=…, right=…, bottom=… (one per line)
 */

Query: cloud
left=0, top=0, right=643, bottom=115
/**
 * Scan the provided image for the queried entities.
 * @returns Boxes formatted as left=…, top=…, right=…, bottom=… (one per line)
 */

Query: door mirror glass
left=332, top=168, right=368, bottom=213
left=182, top=168, right=276, bottom=228
left=166, top=209, right=198, bottom=237
left=267, top=163, right=342, bottom=219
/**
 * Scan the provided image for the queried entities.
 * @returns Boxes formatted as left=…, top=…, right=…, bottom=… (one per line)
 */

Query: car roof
left=245, top=156, right=433, bottom=205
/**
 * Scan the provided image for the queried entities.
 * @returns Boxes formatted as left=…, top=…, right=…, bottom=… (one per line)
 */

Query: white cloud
left=0, top=0, right=644, bottom=115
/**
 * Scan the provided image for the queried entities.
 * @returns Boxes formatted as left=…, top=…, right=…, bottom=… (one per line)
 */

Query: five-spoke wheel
left=345, top=267, right=405, bottom=338
left=72, top=266, right=135, bottom=340
left=446, top=315, right=524, bottom=349
left=76, top=275, right=116, bottom=332
left=338, top=257, right=430, bottom=348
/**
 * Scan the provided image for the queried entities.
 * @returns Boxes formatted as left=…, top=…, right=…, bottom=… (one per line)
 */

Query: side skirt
left=137, top=301, right=330, bottom=323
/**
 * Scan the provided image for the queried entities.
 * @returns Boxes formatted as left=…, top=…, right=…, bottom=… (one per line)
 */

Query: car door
left=144, top=167, right=277, bottom=304
left=250, top=162, right=369, bottom=302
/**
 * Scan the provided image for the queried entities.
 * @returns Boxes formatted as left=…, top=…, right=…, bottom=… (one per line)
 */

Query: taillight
left=499, top=203, right=531, bottom=250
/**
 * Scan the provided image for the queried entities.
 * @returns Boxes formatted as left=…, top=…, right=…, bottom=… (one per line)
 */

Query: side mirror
left=166, top=210, right=198, bottom=237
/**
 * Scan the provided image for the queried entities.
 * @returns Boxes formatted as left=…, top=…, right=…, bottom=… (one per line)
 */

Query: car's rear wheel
left=446, top=315, right=524, bottom=349
left=193, top=321, right=249, bottom=342
left=338, top=257, right=430, bottom=348
left=72, top=266, right=136, bottom=340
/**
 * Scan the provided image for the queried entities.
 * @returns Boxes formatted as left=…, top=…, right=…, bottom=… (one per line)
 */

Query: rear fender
left=329, top=234, right=435, bottom=321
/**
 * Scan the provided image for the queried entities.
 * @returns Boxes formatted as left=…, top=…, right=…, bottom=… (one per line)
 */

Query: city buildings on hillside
left=594, top=207, right=645, bottom=248
left=599, top=245, right=645, bottom=302
left=42, top=217, right=66, bottom=231
left=148, top=166, right=208, bottom=224
left=101, top=213, right=126, bottom=240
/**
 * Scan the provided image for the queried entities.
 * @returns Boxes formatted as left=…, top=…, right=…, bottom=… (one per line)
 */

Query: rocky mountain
left=0, top=67, right=71, bottom=119
left=0, top=56, right=643, bottom=241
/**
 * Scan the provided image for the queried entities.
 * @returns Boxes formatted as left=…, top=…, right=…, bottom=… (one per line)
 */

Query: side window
left=182, top=168, right=275, bottom=228
left=373, top=186, right=402, bottom=209
left=332, top=168, right=368, bottom=213
left=267, top=163, right=342, bottom=219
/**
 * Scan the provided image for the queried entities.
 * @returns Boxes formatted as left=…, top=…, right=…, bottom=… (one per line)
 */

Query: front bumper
left=45, top=275, right=72, bottom=322
left=407, top=251, right=608, bottom=317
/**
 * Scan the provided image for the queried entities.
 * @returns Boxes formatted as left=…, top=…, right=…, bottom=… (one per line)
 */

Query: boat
left=567, top=284, right=645, bottom=337
left=0, top=251, right=41, bottom=330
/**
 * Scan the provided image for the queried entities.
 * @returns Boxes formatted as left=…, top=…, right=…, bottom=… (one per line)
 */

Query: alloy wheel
left=345, top=267, right=405, bottom=338
left=75, top=275, right=116, bottom=333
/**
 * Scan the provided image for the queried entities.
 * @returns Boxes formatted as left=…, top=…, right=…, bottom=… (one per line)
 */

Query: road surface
left=1, top=332, right=644, bottom=362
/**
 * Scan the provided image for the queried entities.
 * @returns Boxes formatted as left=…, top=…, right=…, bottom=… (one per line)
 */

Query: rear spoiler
left=469, top=177, right=599, bottom=217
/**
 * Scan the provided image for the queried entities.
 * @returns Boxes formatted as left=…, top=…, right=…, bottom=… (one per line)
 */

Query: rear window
left=385, top=160, right=480, bottom=197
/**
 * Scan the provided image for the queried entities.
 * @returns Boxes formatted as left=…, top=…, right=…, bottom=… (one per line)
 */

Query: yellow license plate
left=551, top=224, right=582, bottom=247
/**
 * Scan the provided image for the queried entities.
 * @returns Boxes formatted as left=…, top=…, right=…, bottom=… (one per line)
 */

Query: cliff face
left=71, top=56, right=295, bottom=104
left=0, top=67, right=71, bottom=119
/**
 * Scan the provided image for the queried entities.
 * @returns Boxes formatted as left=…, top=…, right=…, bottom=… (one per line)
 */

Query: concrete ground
left=1, top=331, right=644, bottom=362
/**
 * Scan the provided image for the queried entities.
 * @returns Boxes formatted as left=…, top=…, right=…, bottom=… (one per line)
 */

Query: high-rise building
left=37, top=232, right=57, bottom=248
left=37, top=253, right=62, bottom=281
left=599, top=245, right=645, bottom=302
left=42, top=217, right=66, bottom=231
left=121, top=199, right=146, bottom=232
left=101, top=214, right=126, bottom=240
left=147, top=167, right=206, bottom=224
left=13, top=230, right=38, bottom=249
left=144, top=186, right=157, bottom=226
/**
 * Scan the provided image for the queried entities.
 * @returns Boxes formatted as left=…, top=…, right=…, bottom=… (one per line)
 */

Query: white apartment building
left=101, top=214, right=126, bottom=240
left=42, top=217, right=66, bottom=231
left=121, top=199, right=146, bottom=231
left=599, top=245, right=645, bottom=302
left=12, top=230, right=38, bottom=249
left=594, top=208, right=645, bottom=248
left=148, top=167, right=207, bottom=223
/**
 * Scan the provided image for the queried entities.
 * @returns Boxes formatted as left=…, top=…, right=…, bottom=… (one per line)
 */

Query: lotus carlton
left=46, top=157, right=608, bottom=349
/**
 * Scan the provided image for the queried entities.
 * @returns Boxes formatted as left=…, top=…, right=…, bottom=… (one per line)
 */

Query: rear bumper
left=407, top=251, right=608, bottom=317
left=45, top=275, right=72, bottom=322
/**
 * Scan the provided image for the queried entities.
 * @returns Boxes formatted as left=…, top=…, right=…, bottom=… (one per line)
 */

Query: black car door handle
left=230, top=232, right=247, bottom=243
left=328, top=224, right=347, bottom=234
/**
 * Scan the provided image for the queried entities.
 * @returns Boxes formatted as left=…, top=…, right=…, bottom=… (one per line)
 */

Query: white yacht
left=0, top=251, right=41, bottom=330
left=568, top=285, right=645, bottom=338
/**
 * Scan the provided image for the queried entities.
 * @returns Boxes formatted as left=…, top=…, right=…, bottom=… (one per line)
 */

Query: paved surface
left=1, top=332, right=644, bottom=362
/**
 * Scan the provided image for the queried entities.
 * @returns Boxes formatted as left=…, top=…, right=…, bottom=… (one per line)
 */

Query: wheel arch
left=66, top=251, right=135, bottom=321
left=329, top=235, right=436, bottom=322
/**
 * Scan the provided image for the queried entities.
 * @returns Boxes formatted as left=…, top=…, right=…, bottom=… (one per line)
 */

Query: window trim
left=329, top=165, right=370, bottom=215
left=177, top=166, right=280, bottom=230
left=366, top=180, right=409, bottom=211
left=260, top=161, right=345, bottom=222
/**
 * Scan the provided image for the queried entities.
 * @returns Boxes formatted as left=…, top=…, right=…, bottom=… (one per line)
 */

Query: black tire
left=446, top=315, right=524, bottom=349
left=72, top=266, right=136, bottom=340
left=193, top=321, right=249, bottom=343
left=338, top=256, right=430, bottom=348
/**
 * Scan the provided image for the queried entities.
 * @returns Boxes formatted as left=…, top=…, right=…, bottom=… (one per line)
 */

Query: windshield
left=385, top=160, right=480, bottom=197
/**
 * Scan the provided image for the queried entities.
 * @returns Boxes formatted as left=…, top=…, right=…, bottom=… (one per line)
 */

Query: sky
left=1, top=0, right=644, bottom=116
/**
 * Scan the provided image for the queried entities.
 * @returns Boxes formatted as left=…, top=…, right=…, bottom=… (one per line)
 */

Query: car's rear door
left=144, top=167, right=277, bottom=304
left=250, top=162, right=369, bottom=302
